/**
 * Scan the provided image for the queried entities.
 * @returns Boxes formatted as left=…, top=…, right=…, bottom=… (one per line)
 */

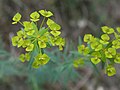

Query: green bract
left=35, top=54, right=50, bottom=65
left=84, top=34, right=93, bottom=42
left=11, top=10, right=65, bottom=68
left=112, top=40, right=120, bottom=49
left=116, top=27, right=120, bottom=33
left=105, top=48, right=116, bottom=58
left=17, top=38, right=24, bottom=47
left=114, top=54, right=120, bottom=63
left=106, top=65, right=116, bottom=76
left=101, top=26, right=114, bottom=34
left=19, top=53, right=30, bottom=62
left=91, top=57, right=101, bottom=64
left=12, top=36, right=19, bottom=46
left=12, top=13, right=22, bottom=24
left=47, top=19, right=55, bottom=26
left=46, top=18, right=61, bottom=36
left=30, top=11, right=40, bottom=22
left=23, top=21, right=35, bottom=35
left=39, top=10, right=53, bottom=17
left=73, top=58, right=84, bottom=68
left=49, top=23, right=61, bottom=30
left=26, top=44, right=34, bottom=51
left=38, top=36, right=48, bottom=48
left=91, top=41, right=102, bottom=51
left=101, top=34, right=110, bottom=41
left=32, top=54, right=50, bottom=68
left=78, top=45, right=90, bottom=55
left=17, top=30, right=26, bottom=38
left=114, top=32, right=120, bottom=40
left=57, top=38, right=65, bottom=50
left=90, top=52, right=101, bottom=64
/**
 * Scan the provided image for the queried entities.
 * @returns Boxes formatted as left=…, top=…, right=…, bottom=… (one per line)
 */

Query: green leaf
left=105, top=48, right=116, bottom=58
left=101, top=26, right=114, bottom=34
left=46, top=42, right=51, bottom=48
left=39, top=27, right=48, bottom=36
left=99, top=50, right=106, bottom=62
left=31, top=22, right=38, bottom=32
left=12, top=13, right=22, bottom=24
left=39, top=10, right=53, bottom=17
left=30, top=11, right=40, bottom=22
left=105, top=65, right=116, bottom=76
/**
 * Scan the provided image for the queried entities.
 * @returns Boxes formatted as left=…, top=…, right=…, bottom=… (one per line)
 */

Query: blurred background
left=1, top=0, right=120, bottom=90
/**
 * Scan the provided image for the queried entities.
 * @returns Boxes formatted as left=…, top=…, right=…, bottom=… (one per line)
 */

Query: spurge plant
left=12, top=10, right=120, bottom=76
left=11, top=10, right=65, bottom=68
left=75, top=26, right=120, bottom=76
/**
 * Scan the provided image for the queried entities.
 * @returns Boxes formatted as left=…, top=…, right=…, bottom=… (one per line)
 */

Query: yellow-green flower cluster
left=11, top=10, right=65, bottom=68
left=76, top=26, right=120, bottom=76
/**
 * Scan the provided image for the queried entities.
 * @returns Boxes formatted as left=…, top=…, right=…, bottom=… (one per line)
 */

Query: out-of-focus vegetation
left=1, top=0, right=120, bottom=90
left=0, top=38, right=94, bottom=90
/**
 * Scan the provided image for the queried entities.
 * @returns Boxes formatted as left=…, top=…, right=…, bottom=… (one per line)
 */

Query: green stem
left=40, top=17, right=46, bottom=29
left=18, top=21, right=23, bottom=26
left=31, top=39, right=37, bottom=44
left=36, top=40, right=42, bottom=54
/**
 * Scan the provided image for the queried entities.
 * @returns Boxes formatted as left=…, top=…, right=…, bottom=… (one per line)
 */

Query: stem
left=40, top=17, right=46, bottom=29
left=36, top=40, right=42, bottom=54
left=31, top=39, right=36, bottom=44
left=106, top=60, right=109, bottom=66
left=18, top=21, right=23, bottom=26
